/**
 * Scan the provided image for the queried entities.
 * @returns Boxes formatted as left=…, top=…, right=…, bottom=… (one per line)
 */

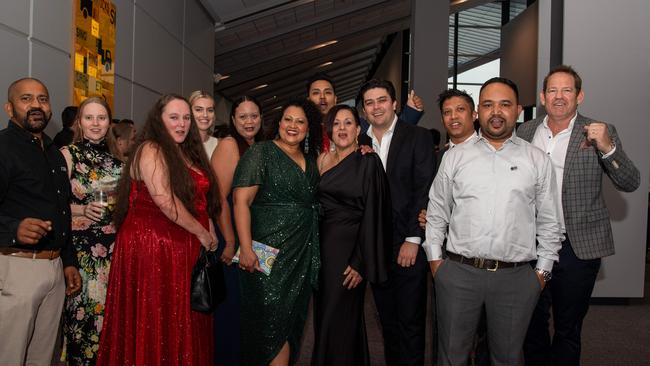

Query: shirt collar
left=7, top=120, right=54, bottom=148
left=366, top=114, right=398, bottom=140
left=476, top=129, right=521, bottom=147
left=449, top=131, right=478, bottom=148
left=82, top=138, right=108, bottom=151
left=542, top=112, right=578, bottom=133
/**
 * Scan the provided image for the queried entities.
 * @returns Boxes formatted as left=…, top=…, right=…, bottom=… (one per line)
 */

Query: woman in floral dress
left=60, top=97, right=123, bottom=365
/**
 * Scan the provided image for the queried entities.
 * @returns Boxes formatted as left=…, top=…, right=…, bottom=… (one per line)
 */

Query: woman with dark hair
left=60, top=96, right=123, bottom=365
left=312, top=104, right=392, bottom=366
left=209, top=95, right=264, bottom=365
left=212, top=95, right=265, bottom=263
left=96, top=94, right=219, bottom=366
left=106, top=121, right=136, bottom=162
left=232, top=98, right=321, bottom=366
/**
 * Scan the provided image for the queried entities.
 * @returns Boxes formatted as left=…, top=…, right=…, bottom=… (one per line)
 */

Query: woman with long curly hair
left=97, top=94, right=219, bottom=366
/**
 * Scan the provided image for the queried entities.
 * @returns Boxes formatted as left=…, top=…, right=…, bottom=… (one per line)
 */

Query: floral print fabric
left=62, top=141, right=123, bottom=365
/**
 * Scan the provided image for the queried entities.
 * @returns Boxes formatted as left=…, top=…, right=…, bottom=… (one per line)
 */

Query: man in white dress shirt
left=424, top=77, right=562, bottom=366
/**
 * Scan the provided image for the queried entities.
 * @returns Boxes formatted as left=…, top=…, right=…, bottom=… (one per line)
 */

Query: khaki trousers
left=0, top=254, right=65, bottom=366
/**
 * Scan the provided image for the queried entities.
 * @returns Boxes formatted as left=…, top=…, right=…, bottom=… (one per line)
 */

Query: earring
left=304, top=132, right=310, bottom=154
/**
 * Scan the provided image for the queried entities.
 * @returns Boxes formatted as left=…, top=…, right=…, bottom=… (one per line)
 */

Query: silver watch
left=535, top=268, right=552, bottom=282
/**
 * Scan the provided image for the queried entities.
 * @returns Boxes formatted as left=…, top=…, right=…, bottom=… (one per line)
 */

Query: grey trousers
left=435, top=260, right=541, bottom=366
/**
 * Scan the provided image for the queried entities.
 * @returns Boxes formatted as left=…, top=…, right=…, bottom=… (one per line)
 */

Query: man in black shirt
left=0, top=77, right=81, bottom=366
left=53, top=105, right=78, bottom=148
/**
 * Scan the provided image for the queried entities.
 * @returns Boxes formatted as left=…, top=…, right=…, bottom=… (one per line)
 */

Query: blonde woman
left=189, top=90, right=219, bottom=159
left=60, top=97, right=123, bottom=365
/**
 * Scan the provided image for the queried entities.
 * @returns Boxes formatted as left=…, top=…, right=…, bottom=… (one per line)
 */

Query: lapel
left=518, top=118, right=543, bottom=142
left=386, top=119, right=405, bottom=175
left=563, top=114, right=589, bottom=183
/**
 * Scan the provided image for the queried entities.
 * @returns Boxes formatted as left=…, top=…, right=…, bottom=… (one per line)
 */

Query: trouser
left=436, top=260, right=541, bottom=366
left=524, top=239, right=601, bottom=366
left=372, top=246, right=428, bottom=366
left=0, top=254, right=66, bottom=366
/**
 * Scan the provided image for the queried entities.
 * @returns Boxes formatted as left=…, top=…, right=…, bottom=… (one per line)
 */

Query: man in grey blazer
left=520, top=65, right=640, bottom=365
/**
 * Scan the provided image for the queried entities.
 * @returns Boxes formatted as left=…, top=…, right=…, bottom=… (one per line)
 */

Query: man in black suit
left=306, top=72, right=425, bottom=138
left=358, top=79, right=435, bottom=366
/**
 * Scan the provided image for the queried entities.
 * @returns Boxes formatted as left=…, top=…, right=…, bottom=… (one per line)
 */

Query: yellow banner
left=74, top=0, right=116, bottom=110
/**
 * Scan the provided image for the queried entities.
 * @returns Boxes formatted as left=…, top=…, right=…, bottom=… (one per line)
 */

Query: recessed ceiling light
left=306, top=40, right=338, bottom=52
left=250, top=84, right=268, bottom=91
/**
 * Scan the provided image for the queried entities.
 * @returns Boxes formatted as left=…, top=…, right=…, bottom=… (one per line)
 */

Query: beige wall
left=0, top=0, right=74, bottom=136
left=112, top=0, right=215, bottom=127
left=372, top=35, right=403, bottom=109
left=537, top=0, right=650, bottom=297
left=0, top=0, right=215, bottom=133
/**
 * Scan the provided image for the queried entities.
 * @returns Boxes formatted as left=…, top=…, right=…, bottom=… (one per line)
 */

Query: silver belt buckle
left=487, top=260, right=499, bottom=272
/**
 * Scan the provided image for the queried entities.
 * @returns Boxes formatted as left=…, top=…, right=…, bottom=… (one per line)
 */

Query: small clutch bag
left=232, top=240, right=280, bottom=276
left=190, top=248, right=226, bottom=313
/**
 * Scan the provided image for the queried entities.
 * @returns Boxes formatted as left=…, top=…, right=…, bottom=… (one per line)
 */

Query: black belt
left=446, top=252, right=527, bottom=271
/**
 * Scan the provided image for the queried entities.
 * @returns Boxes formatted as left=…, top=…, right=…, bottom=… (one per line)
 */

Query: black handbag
left=190, top=248, right=226, bottom=313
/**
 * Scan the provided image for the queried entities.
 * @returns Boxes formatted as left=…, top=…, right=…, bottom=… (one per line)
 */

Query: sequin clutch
left=232, top=240, right=279, bottom=276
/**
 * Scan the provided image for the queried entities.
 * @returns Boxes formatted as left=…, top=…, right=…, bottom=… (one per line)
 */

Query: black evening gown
left=312, top=151, right=392, bottom=366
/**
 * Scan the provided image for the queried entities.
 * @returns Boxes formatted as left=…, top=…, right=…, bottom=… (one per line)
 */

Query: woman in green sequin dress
left=233, top=98, right=322, bottom=366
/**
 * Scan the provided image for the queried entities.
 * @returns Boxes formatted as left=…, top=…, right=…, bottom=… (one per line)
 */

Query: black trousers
left=373, top=246, right=428, bottom=366
left=524, top=238, right=601, bottom=366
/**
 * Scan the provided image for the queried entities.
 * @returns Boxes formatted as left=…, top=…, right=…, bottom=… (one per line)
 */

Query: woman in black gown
left=312, top=105, right=392, bottom=366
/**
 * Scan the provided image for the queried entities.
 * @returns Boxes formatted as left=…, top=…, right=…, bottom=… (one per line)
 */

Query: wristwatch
left=534, top=268, right=552, bottom=282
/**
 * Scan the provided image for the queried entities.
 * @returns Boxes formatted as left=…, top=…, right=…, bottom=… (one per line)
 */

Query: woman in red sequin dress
left=96, top=94, right=220, bottom=366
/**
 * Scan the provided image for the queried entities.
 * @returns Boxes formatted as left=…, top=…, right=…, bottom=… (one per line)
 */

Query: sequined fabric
left=232, top=141, right=320, bottom=366
left=96, top=169, right=213, bottom=366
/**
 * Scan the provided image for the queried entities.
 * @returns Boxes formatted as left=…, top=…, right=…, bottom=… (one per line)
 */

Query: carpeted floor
left=296, top=258, right=650, bottom=365
left=50, top=255, right=650, bottom=365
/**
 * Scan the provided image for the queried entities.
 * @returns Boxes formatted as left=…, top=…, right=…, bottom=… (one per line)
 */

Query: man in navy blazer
left=358, top=79, right=435, bottom=366
left=519, top=65, right=640, bottom=365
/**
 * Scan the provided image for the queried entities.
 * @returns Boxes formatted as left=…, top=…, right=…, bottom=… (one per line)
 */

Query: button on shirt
left=367, top=115, right=420, bottom=245
left=531, top=114, right=574, bottom=232
left=423, top=133, right=562, bottom=272
left=0, top=121, right=77, bottom=267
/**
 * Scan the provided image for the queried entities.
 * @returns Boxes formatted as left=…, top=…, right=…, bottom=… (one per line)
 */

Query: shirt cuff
left=535, top=257, right=554, bottom=273
left=405, top=236, right=421, bottom=245
left=600, top=144, right=616, bottom=159
left=423, top=242, right=443, bottom=261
